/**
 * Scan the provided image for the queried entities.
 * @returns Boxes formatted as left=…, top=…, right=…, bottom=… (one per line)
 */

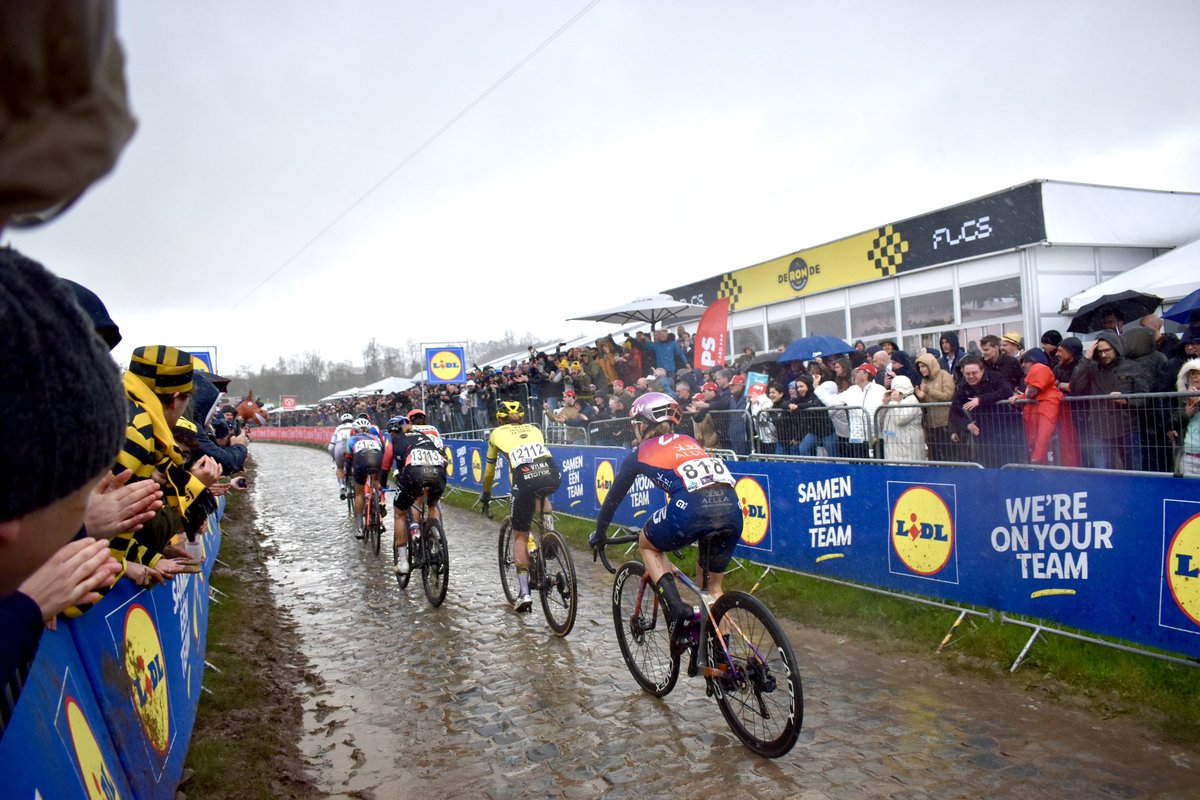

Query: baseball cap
left=730, top=375, right=746, bottom=386
left=701, top=382, right=718, bottom=392
left=856, top=363, right=878, bottom=377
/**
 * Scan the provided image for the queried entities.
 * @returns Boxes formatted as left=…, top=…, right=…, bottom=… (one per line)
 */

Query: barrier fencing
left=0, top=505, right=224, bottom=797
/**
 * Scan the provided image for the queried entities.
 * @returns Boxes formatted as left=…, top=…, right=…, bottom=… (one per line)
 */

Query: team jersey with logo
left=330, top=422, right=355, bottom=445
left=595, top=433, right=735, bottom=532
left=482, top=423, right=553, bottom=491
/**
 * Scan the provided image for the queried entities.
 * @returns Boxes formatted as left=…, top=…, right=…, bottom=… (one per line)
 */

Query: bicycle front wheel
left=422, top=519, right=449, bottom=607
left=612, top=561, right=678, bottom=696
left=708, top=591, right=803, bottom=758
left=497, top=518, right=519, bottom=605
left=537, top=530, right=576, bottom=636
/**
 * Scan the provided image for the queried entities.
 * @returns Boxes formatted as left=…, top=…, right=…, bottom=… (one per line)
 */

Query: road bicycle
left=486, top=493, right=577, bottom=636
left=596, top=528, right=803, bottom=758
left=342, top=470, right=355, bottom=518
left=358, top=474, right=384, bottom=556
left=393, top=491, right=449, bottom=607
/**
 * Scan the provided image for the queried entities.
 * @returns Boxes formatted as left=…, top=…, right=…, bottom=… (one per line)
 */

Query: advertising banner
left=666, top=182, right=1046, bottom=312
left=424, top=347, right=466, bottom=384
left=693, top=297, right=730, bottom=369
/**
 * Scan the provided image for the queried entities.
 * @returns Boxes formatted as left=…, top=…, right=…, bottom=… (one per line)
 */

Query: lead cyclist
left=589, top=392, right=743, bottom=653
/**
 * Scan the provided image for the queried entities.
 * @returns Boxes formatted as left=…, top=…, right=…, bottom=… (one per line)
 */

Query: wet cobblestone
left=251, top=443, right=1198, bottom=799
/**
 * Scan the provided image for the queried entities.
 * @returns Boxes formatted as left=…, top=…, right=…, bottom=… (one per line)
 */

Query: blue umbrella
left=1164, top=286, right=1200, bottom=325
left=778, top=335, right=854, bottom=363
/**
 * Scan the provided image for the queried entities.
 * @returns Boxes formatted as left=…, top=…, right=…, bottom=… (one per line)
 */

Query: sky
left=8, top=0, right=1200, bottom=376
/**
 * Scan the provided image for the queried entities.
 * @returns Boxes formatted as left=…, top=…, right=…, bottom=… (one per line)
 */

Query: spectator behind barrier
left=1171, top=358, right=1200, bottom=476
left=0, top=250, right=128, bottom=733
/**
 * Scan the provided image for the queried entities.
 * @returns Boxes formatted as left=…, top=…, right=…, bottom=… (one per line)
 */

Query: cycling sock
left=517, top=568, right=530, bottom=595
left=654, top=573, right=691, bottom=624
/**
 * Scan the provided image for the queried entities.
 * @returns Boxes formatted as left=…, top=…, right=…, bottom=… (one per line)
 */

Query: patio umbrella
left=1163, top=286, right=1200, bottom=325
left=568, top=293, right=708, bottom=330
left=1067, top=290, right=1163, bottom=333
left=778, top=335, right=855, bottom=363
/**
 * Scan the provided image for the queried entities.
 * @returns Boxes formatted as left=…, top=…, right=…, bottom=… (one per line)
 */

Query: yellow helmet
left=496, top=401, right=524, bottom=423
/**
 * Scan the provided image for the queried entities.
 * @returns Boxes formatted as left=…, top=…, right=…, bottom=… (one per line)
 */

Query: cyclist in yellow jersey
left=481, top=401, right=561, bottom=612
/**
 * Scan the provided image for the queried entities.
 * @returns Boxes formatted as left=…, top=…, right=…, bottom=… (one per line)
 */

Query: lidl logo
left=1166, top=511, right=1200, bottom=627
left=429, top=350, right=464, bottom=382
left=735, top=476, right=769, bottom=547
left=471, top=449, right=482, bottom=483
left=444, top=446, right=454, bottom=478
left=66, top=697, right=123, bottom=800
left=595, top=459, right=615, bottom=508
left=124, top=604, right=170, bottom=755
left=891, top=485, right=954, bottom=576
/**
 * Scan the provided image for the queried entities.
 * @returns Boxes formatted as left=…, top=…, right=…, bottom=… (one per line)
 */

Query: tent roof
left=1063, top=239, right=1200, bottom=313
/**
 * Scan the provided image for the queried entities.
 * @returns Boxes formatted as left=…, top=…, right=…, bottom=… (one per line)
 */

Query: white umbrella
left=568, top=293, right=708, bottom=330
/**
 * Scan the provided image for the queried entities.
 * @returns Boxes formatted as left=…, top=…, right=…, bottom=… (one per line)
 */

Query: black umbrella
left=1067, top=290, right=1162, bottom=333
left=746, top=351, right=780, bottom=373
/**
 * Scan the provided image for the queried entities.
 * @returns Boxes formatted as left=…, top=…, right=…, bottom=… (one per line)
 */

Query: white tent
left=318, top=386, right=363, bottom=402
left=1063, top=239, right=1200, bottom=313
left=357, top=376, right=416, bottom=394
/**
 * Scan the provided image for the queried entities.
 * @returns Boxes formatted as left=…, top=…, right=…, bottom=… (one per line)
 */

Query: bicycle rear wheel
left=421, top=518, right=449, bottom=607
left=612, top=562, right=678, bottom=696
left=707, top=591, right=803, bottom=758
left=497, top=518, right=519, bottom=605
left=369, top=494, right=382, bottom=556
left=537, top=530, right=576, bottom=636
left=345, top=478, right=354, bottom=517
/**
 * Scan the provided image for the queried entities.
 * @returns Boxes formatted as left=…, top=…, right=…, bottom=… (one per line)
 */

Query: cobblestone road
left=251, top=443, right=1197, bottom=799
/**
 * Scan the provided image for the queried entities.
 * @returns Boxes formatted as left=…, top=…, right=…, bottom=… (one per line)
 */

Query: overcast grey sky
left=8, top=0, right=1200, bottom=375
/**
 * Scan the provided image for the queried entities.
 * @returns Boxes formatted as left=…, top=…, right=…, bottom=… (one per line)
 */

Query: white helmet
left=352, top=418, right=371, bottom=432
left=339, top=413, right=354, bottom=423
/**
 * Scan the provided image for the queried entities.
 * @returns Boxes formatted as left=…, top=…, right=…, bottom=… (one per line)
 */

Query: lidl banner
left=0, top=507, right=222, bottom=797
left=425, top=347, right=466, bottom=384
left=438, top=438, right=1197, bottom=660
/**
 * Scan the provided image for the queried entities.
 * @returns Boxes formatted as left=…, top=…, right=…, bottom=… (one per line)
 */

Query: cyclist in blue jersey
left=344, top=417, right=385, bottom=536
left=590, top=392, right=743, bottom=652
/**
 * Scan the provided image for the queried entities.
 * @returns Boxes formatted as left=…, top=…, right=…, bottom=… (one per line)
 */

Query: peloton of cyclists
left=480, top=400, right=561, bottom=612
left=589, top=392, right=743, bottom=653
left=343, top=416, right=385, bottom=536
left=329, top=412, right=355, bottom=498
left=386, top=409, right=448, bottom=574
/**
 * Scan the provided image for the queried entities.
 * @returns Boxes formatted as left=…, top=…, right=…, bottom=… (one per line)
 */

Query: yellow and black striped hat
left=129, top=345, right=194, bottom=395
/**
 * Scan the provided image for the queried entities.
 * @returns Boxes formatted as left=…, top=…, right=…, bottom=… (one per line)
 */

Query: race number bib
left=510, top=442, right=551, bottom=466
left=675, top=457, right=734, bottom=492
left=412, top=424, right=444, bottom=449
left=406, top=448, right=445, bottom=467
left=353, top=439, right=382, bottom=454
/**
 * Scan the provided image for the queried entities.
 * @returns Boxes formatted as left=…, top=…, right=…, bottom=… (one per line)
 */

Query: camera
left=232, top=476, right=248, bottom=490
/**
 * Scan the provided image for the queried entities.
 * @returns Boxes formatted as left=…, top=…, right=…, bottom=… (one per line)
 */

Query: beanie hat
left=1040, top=329, right=1063, bottom=348
left=64, top=279, right=121, bottom=350
left=1020, top=347, right=1050, bottom=366
left=0, top=248, right=126, bottom=520
left=128, top=345, right=193, bottom=396
left=1060, top=336, right=1084, bottom=361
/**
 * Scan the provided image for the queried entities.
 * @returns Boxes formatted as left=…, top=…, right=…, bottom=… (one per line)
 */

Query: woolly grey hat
left=0, top=248, right=126, bottom=520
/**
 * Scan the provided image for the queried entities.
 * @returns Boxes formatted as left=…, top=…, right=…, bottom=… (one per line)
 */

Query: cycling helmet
left=354, top=413, right=370, bottom=422
left=407, top=408, right=427, bottom=422
left=496, top=400, right=524, bottom=423
left=387, top=416, right=405, bottom=433
left=352, top=418, right=371, bottom=432
left=339, top=413, right=354, bottom=423
left=630, top=391, right=681, bottom=427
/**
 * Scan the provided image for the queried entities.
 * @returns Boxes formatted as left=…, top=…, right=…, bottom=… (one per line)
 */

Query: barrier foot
left=209, top=586, right=229, bottom=599
left=936, top=610, right=974, bottom=653
left=1010, top=625, right=1043, bottom=673
left=749, top=566, right=774, bottom=596
left=215, top=558, right=231, bottom=569
left=208, top=595, right=222, bottom=606
left=201, top=685, right=214, bottom=697
left=205, top=660, right=223, bottom=674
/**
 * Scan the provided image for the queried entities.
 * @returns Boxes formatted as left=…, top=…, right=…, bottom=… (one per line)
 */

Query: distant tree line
left=226, top=330, right=542, bottom=403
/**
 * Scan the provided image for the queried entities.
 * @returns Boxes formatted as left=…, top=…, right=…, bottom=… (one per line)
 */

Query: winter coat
left=938, top=331, right=966, bottom=376
left=1175, top=358, right=1200, bottom=476
left=879, top=376, right=927, bottom=461
left=1019, top=362, right=1077, bottom=465
left=916, top=353, right=954, bottom=429
left=1069, top=330, right=1148, bottom=438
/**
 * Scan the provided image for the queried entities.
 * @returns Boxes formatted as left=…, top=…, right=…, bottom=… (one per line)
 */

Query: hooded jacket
left=1070, top=330, right=1148, bottom=438
left=916, top=353, right=955, bottom=428
left=1020, top=363, right=1064, bottom=464
left=938, top=331, right=965, bottom=375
